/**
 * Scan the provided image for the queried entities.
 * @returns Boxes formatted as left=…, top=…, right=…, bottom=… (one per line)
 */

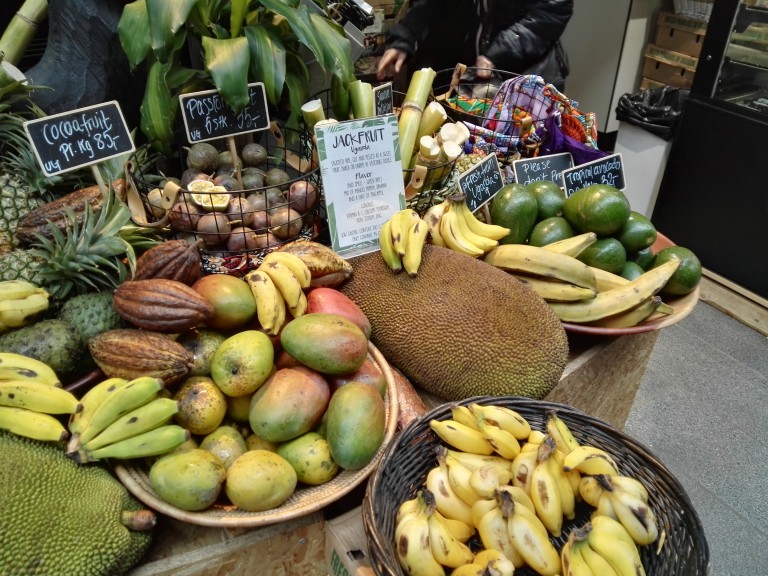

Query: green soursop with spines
left=0, top=430, right=154, bottom=575
left=0, top=319, right=83, bottom=380
left=58, top=290, right=126, bottom=344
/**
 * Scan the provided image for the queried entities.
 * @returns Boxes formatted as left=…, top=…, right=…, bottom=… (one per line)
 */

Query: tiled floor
left=624, top=301, right=768, bottom=575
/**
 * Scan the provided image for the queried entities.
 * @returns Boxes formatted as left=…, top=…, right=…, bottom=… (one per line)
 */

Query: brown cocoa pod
left=113, top=278, right=214, bottom=332
left=134, top=239, right=204, bottom=285
left=88, top=328, right=193, bottom=385
left=15, top=179, right=126, bottom=245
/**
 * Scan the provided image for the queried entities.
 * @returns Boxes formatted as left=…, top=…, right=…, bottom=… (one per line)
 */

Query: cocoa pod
left=15, top=179, right=126, bottom=245
left=134, top=239, right=204, bottom=285
left=113, top=278, right=214, bottom=332
left=88, top=328, right=193, bottom=385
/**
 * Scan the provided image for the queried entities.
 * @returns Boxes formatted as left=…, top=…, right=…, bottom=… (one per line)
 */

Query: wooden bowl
left=113, top=342, right=399, bottom=528
left=561, top=232, right=700, bottom=335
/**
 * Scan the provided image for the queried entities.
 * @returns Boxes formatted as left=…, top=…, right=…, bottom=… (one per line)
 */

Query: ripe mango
left=305, top=287, right=372, bottom=338
left=277, top=431, right=340, bottom=485
left=225, top=450, right=297, bottom=512
left=149, top=448, right=226, bottom=511
left=325, top=381, right=386, bottom=470
left=248, top=366, right=330, bottom=442
left=280, top=313, right=368, bottom=375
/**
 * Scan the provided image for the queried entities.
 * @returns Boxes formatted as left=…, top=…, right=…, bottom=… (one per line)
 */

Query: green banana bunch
left=66, top=376, right=187, bottom=463
left=0, top=280, right=50, bottom=333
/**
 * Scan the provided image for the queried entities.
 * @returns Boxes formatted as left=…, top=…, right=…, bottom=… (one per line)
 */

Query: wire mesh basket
left=307, top=88, right=463, bottom=215
left=363, top=396, right=711, bottom=576
left=126, top=124, right=324, bottom=277
left=673, top=0, right=713, bottom=20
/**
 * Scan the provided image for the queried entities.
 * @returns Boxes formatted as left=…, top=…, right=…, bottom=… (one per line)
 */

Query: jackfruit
left=0, top=431, right=154, bottom=575
left=340, top=245, right=569, bottom=400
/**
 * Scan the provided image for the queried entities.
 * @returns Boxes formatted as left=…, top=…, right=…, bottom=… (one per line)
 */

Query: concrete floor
left=624, top=301, right=768, bottom=575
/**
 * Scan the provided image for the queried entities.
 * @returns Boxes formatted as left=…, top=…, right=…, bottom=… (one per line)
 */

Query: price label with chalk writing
left=179, top=83, right=270, bottom=143
left=513, top=152, right=573, bottom=187
left=458, top=153, right=505, bottom=211
left=373, top=82, right=394, bottom=116
left=561, top=153, right=626, bottom=196
left=23, top=101, right=135, bottom=177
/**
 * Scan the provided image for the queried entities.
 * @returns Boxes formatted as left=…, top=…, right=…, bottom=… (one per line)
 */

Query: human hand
left=474, top=56, right=495, bottom=79
left=376, top=49, right=407, bottom=81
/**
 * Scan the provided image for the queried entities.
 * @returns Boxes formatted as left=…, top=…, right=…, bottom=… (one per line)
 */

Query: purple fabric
left=539, top=116, right=608, bottom=165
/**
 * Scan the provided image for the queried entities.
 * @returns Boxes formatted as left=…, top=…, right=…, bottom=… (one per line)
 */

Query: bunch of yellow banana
left=423, top=195, right=510, bottom=259
left=0, top=353, right=78, bottom=442
left=0, top=280, right=50, bottom=333
left=484, top=232, right=679, bottom=327
left=379, top=208, right=430, bottom=277
left=66, top=376, right=189, bottom=463
left=244, top=251, right=313, bottom=335
left=578, top=516, right=648, bottom=576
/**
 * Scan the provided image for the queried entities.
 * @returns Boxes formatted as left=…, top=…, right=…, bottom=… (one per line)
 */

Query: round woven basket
left=114, top=342, right=398, bottom=528
left=363, top=396, right=710, bottom=576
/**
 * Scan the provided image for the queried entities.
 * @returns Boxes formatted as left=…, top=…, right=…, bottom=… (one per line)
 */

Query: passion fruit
left=227, top=226, right=263, bottom=251
left=242, top=143, right=268, bottom=167
left=287, top=180, right=317, bottom=214
left=269, top=206, right=304, bottom=239
left=170, top=201, right=203, bottom=232
left=186, top=142, right=219, bottom=172
left=226, top=197, right=254, bottom=226
left=196, top=212, right=232, bottom=246
left=265, top=167, right=291, bottom=190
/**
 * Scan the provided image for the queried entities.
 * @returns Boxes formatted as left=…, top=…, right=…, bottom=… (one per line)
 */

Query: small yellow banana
left=563, top=445, right=620, bottom=476
left=609, top=474, right=650, bottom=502
left=530, top=444, right=564, bottom=537
left=378, top=218, right=403, bottom=272
left=395, top=490, right=446, bottom=576
left=429, top=419, right=495, bottom=455
left=451, top=199, right=510, bottom=241
left=0, top=279, right=46, bottom=301
left=473, top=549, right=515, bottom=576
left=579, top=475, right=605, bottom=507
left=449, top=404, right=481, bottom=430
left=427, top=504, right=475, bottom=568
left=550, top=259, right=680, bottom=323
left=444, top=448, right=515, bottom=475
left=579, top=533, right=620, bottom=576
left=244, top=269, right=285, bottom=335
left=423, top=201, right=449, bottom=247
left=506, top=491, right=561, bottom=576
left=497, top=485, right=536, bottom=514
left=449, top=202, right=498, bottom=252
left=390, top=208, right=421, bottom=257
left=607, top=487, right=659, bottom=545
left=467, top=403, right=532, bottom=440
left=548, top=451, right=576, bottom=521
left=84, top=424, right=190, bottom=462
left=512, top=274, right=597, bottom=302
left=546, top=410, right=580, bottom=454
left=0, top=291, right=50, bottom=328
left=425, top=455, right=474, bottom=525
left=586, top=519, right=647, bottom=576
left=472, top=492, right=525, bottom=568
left=468, top=463, right=513, bottom=499
left=260, top=251, right=311, bottom=289
left=565, top=533, right=596, bottom=576
left=0, top=352, right=61, bottom=386
left=439, top=207, right=485, bottom=258
left=402, top=218, right=430, bottom=277
left=444, top=451, right=483, bottom=507
left=0, top=405, right=68, bottom=442
left=259, top=259, right=305, bottom=313
left=433, top=509, right=474, bottom=543
left=509, top=448, right=538, bottom=496
left=476, top=420, right=521, bottom=460
left=0, top=381, right=80, bottom=414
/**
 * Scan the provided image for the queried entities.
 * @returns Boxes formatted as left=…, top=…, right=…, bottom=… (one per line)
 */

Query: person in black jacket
left=376, top=0, right=573, bottom=90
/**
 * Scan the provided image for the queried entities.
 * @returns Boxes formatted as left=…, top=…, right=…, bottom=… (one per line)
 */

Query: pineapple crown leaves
left=27, top=186, right=137, bottom=300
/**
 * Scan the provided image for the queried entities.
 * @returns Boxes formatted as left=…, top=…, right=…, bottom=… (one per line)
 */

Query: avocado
left=0, top=431, right=153, bottom=575
left=340, top=245, right=569, bottom=401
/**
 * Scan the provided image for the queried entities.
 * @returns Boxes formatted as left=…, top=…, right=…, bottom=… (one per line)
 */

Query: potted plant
left=117, top=0, right=356, bottom=155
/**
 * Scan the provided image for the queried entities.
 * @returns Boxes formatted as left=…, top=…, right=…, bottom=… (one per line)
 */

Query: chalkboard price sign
left=373, top=82, right=394, bottom=116
left=513, top=152, right=573, bottom=186
left=23, top=101, right=135, bottom=177
left=179, top=83, right=270, bottom=143
left=458, top=153, right=505, bottom=212
left=561, top=152, right=626, bottom=197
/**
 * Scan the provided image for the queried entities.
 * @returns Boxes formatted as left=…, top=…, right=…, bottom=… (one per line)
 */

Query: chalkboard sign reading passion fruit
left=179, top=83, right=270, bottom=143
left=458, top=153, right=505, bottom=212
left=23, top=101, right=135, bottom=177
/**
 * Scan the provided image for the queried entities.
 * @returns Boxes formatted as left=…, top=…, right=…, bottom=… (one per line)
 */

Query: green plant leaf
left=146, top=0, right=198, bottom=63
left=140, top=59, right=176, bottom=155
left=244, top=25, right=286, bottom=106
left=308, top=12, right=354, bottom=85
left=118, top=0, right=151, bottom=67
left=259, top=0, right=326, bottom=69
left=202, top=36, right=250, bottom=112
left=230, top=0, right=249, bottom=38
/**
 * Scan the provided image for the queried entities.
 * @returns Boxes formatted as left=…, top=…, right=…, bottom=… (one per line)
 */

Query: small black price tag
left=458, top=153, right=505, bottom=212
left=561, top=152, right=626, bottom=196
left=512, top=152, right=573, bottom=186
left=373, top=82, right=394, bottom=116
left=179, top=82, right=270, bottom=143
left=23, top=101, right=135, bottom=177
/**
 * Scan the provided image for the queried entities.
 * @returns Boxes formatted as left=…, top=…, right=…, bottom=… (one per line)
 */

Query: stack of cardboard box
left=641, top=11, right=709, bottom=90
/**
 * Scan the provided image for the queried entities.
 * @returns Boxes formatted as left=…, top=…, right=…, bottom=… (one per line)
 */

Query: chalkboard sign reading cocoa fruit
left=179, top=83, right=270, bottom=143
left=561, top=153, right=626, bottom=196
left=23, top=101, right=135, bottom=177
left=458, top=153, right=505, bottom=212
left=513, top=152, right=573, bottom=186
left=373, top=82, right=394, bottom=115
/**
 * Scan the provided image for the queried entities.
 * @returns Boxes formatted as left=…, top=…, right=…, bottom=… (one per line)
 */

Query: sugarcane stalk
left=301, top=98, right=326, bottom=133
left=416, top=100, right=447, bottom=143
left=348, top=79, right=374, bottom=119
left=398, top=67, right=436, bottom=173
left=0, top=0, right=49, bottom=66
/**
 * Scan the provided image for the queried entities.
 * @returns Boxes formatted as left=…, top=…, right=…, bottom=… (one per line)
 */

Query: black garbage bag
left=615, top=85, right=689, bottom=141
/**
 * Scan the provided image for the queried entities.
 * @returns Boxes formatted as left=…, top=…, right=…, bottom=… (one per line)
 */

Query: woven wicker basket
left=363, top=396, right=711, bottom=576
left=673, top=0, right=713, bottom=20
left=114, top=342, right=399, bottom=528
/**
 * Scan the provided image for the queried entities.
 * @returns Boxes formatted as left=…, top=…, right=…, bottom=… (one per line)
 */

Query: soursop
left=0, top=431, right=154, bottom=575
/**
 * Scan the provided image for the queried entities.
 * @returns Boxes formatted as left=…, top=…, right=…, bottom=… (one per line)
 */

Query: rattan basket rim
left=114, top=341, right=399, bottom=528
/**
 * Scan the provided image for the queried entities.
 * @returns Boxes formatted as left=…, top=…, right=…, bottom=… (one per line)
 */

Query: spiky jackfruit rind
left=340, top=245, right=569, bottom=401
left=0, top=431, right=153, bottom=575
